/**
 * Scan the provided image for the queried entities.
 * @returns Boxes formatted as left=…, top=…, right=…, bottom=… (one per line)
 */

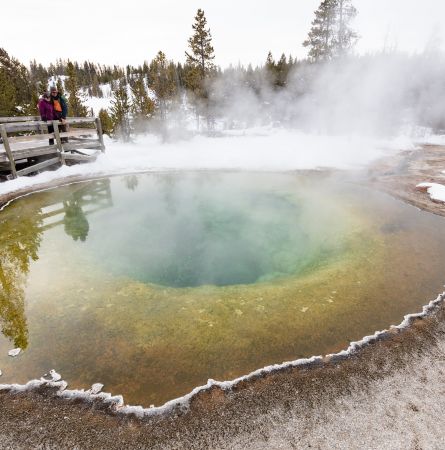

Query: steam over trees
left=336, top=0, right=358, bottom=53
left=3, top=2, right=443, bottom=138
left=303, top=0, right=358, bottom=62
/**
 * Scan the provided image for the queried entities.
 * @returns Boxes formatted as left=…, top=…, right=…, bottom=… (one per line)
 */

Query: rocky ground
left=368, top=144, right=445, bottom=218
left=1, top=145, right=445, bottom=449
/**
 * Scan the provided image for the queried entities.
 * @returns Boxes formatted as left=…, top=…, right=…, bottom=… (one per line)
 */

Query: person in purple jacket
left=38, top=92, right=55, bottom=145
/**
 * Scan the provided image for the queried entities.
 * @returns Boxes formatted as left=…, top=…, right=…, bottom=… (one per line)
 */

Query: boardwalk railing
left=0, top=116, right=105, bottom=180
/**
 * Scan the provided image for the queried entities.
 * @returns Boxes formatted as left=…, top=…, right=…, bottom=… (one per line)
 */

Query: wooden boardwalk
left=0, top=116, right=105, bottom=180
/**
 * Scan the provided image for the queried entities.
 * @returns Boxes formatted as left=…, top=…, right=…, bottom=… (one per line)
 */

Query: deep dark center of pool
left=96, top=176, right=342, bottom=287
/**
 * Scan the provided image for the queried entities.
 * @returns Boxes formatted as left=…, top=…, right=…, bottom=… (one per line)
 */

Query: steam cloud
left=208, top=49, right=445, bottom=138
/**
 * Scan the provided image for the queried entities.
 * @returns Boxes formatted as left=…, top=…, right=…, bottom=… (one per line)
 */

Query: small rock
left=49, top=370, right=62, bottom=382
left=301, top=307, right=309, bottom=313
left=415, top=185, right=429, bottom=193
left=41, top=369, right=62, bottom=382
left=8, top=348, right=21, bottom=357
left=90, top=383, right=104, bottom=395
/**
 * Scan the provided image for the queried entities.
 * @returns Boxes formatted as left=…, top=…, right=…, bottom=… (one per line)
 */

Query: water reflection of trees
left=123, top=175, right=139, bottom=191
left=0, top=179, right=113, bottom=348
left=0, top=201, right=42, bottom=349
left=40, top=179, right=113, bottom=242
left=63, top=199, right=90, bottom=241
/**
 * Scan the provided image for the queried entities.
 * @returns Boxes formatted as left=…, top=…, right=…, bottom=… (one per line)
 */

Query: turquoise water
left=86, top=174, right=348, bottom=287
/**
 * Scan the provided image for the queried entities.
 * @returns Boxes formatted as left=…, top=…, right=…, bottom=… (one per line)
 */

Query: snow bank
left=0, top=129, right=416, bottom=198
left=417, top=182, right=445, bottom=203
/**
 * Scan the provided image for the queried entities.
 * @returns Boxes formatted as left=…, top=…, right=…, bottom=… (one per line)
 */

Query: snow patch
left=417, top=182, right=445, bottom=203
left=83, top=94, right=114, bottom=115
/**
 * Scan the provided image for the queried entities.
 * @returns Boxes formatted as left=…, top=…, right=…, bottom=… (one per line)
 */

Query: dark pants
left=48, top=121, right=68, bottom=145
left=48, top=123, right=54, bottom=145
left=59, top=122, right=68, bottom=144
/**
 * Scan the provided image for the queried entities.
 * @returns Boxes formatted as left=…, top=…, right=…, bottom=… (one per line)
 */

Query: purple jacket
left=38, top=99, right=54, bottom=121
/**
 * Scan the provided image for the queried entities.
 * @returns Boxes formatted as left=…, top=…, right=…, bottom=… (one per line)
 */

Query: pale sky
left=1, top=0, right=444, bottom=68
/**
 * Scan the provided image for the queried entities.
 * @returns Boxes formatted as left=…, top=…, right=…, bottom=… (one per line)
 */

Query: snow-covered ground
left=83, top=84, right=114, bottom=115
left=83, top=95, right=113, bottom=116
left=0, top=128, right=422, bottom=197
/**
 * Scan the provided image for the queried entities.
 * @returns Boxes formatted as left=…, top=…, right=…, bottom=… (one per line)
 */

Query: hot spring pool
left=1, top=172, right=445, bottom=406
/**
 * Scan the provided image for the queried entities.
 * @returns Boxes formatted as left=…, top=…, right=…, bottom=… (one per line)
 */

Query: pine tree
left=36, top=72, right=49, bottom=94
left=0, top=67, right=17, bottom=116
left=131, top=76, right=155, bottom=126
left=56, top=77, right=64, bottom=95
left=275, top=53, right=289, bottom=87
left=110, top=80, right=132, bottom=141
left=303, top=0, right=358, bottom=61
left=185, top=9, right=216, bottom=130
left=149, top=51, right=177, bottom=120
left=185, top=9, right=215, bottom=78
left=264, top=51, right=278, bottom=86
left=303, top=0, right=338, bottom=62
left=92, top=74, right=101, bottom=97
left=26, top=88, right=40, bottom=115
left=265, top=52, right=275, bottom=72
left=66, top=62, right=87, bottom=117
left=0, top=48, right=32, bottom=113
left=98, top=108, right=113, bottom=135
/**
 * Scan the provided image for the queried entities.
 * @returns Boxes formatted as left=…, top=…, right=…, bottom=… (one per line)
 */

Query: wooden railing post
left=52, top=120, right=65, bottom=165
left=0, top=124, right=17, bottom=179
left=95, top=117, right=105, bottom=152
